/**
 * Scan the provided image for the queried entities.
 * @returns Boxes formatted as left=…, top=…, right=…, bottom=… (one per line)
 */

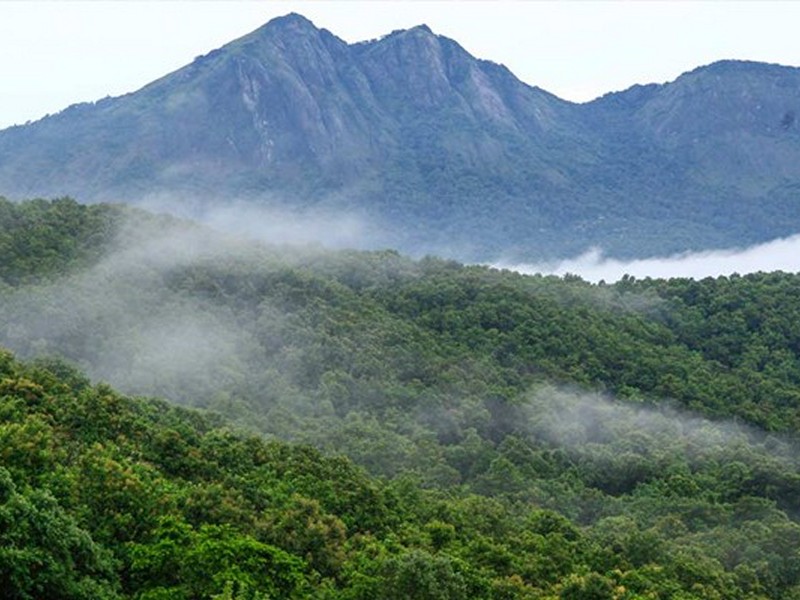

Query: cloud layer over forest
left=500, top=233, right=800, bottom=282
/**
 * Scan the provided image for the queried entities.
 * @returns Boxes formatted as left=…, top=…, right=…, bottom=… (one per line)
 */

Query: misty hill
left=4, top=200, right=800, bottom=598
left=0, top=15, right=799, bottom=260
left=4, top=197, right=800, bottom=456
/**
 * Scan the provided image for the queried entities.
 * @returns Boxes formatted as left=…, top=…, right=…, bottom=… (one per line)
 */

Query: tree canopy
left=2, top=198, right=800, bottom=598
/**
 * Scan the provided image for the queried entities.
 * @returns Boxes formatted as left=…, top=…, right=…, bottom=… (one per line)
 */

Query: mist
left=3, top=203, right=799, bottom=498
left=135, top=193, right=379, bottom=250
left=524, top=386, right=784, bottom=459
left=0, top=210, right=331, bottom=412
left=520, top=385, right=798, bottom=494
left=498, top=233, right=800, bottom=282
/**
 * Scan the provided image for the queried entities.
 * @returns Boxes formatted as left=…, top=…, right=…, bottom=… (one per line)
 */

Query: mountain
left=584, top=60, right=800, bottom=245
left=0, top=14, right=799, bottom=260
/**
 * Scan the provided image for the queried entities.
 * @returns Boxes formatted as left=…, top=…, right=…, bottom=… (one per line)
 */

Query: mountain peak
left=408, top=23, right=434, bottom=34
left=250, top=12, right=321, bottom=40
left=696, top=58, right=787, bottom=73
left=676, top=58, right=800, bottom=84
left=264, top=12, right=316, bottom=29
left=378, top=22, right=438, bottom=44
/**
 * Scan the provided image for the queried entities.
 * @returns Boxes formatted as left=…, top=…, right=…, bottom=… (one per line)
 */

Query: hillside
left=4, top=198, right=800, bottom=437
left=4, top=198, right=800, bottom=598
left=4, top=347, right=800, bottom=599
left=0, top=15, right=799, bottom=260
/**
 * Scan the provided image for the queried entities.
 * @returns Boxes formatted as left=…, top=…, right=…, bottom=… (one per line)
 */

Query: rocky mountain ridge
left=1, top=13, right=798, bottom=260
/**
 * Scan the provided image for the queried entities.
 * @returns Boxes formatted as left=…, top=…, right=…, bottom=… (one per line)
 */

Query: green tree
left=0, top=467, right=119, bottom=600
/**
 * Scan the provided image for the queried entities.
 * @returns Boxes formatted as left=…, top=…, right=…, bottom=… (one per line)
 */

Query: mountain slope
left=4, top=201, right=800, bottom=598
left=6, top=344, right=800, bottom=599
left=585, top=60, right=800, bottom=241
left=1, top=14, right=799, bottom=260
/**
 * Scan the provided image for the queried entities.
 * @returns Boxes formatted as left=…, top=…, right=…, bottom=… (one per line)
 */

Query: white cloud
left=498, top=234, right=800, bottom=282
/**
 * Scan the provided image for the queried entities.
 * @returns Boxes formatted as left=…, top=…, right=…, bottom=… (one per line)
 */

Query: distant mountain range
left=1, top=13, right=799, bottom=260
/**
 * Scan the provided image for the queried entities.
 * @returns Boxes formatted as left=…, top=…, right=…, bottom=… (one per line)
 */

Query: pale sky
left=1, top=1, right=799, bottom=129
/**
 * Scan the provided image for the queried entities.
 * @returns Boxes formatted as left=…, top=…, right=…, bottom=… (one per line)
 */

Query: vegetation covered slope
left=3, top=198, right=800, bottom=598
left=3, top=348, right=799, bottom=599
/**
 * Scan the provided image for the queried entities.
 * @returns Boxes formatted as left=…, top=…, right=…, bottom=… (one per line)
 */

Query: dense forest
left=2, top=197, right=800, bottom=599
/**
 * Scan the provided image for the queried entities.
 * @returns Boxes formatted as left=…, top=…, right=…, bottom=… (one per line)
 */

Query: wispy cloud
left=135, top=193, right=375, bottom=249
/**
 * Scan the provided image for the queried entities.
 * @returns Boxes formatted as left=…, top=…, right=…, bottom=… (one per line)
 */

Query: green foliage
left=0, top=467, right=120, bottom=599
left=0, top=197, right=125, bottom=286
left=380, top=550, right=471, bottom=600
left=127, top=516, right=307, bottom=599
left=2, top=199, right=800, bottom=598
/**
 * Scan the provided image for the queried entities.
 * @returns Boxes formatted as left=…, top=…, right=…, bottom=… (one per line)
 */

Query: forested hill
left=4, top=349, right=800, bottom=599
left=3, top=197, right=800, bottom=598
left=1, top=15, right=800, bottom=260
left=4, top=198, right=800, bottom=434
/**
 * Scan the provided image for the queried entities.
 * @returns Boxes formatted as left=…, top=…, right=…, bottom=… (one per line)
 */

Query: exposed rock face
left=1, top=14, right=799, bottom=260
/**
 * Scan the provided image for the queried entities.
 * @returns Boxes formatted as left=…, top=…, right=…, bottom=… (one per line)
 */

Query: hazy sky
left=2, top=1, right=799, bottom=129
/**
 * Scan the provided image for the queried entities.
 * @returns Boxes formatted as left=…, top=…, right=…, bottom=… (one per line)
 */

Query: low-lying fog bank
left=497, top=233, right=800, bottom=282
